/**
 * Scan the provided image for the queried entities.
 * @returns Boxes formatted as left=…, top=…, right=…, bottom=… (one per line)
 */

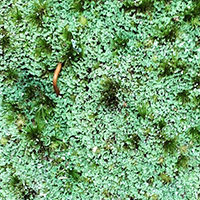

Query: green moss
left=192, top=94, right=200, bottom=109
left=23, top=84, right=55, bottom=121
left=99, top=76, right=120, bottom=109
left=0, top=28, right=10, bottom=50
left=10, top=7, right=23, bottom=22
left=159, top=173, right=172, bottom=184
left=71, top=0, right=100, bottom=12
left=35, top=38, right=52, bottom=57
left=151, top=194, right=159, bottom=200
left=153, top=18, right=180, bottom=43
left=24, top=118, right=45, bottom=142
left=122, top=0, right=155, bottom=13
left=176, top=154, right=189, bottom=169
left=9, top=175, right=38, bottom=199
left=69, top=169, right=82, bottom=180
left=28, top=0, right=49, bottom=27
left=158, top=54, right=187, bottom=77
left=123, top=134, right=140, bottom=150
left=192, top=74, right=200, bottom=89
left=158, top=59, right=174, bottom=77
left=137, top=102, right=149, bottom=119
left=158, top=118, right=166, bottom=130
left=59, top=27, right=83, bottom=63
left=184, top=0, right=200, bottom=21
left=188, top=126, right=200, bottom=141
left=2, top=100, right=24, bottom=116
left=61, top=26, right=73, bottom=42
left=112, top=33, right=129, bottom=52
left=2, top=67, right=19, bottom=85
left=176, top=90, right=190, bottom=104
left=162, top=137, right=178, bottom=154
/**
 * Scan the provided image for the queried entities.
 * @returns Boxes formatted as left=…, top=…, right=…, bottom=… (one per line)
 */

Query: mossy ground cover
left=0, top=0, right=200, bottom=199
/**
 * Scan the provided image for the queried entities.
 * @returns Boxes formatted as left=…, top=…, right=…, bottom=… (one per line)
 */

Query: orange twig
left=53, top=62, right=62, bottom=96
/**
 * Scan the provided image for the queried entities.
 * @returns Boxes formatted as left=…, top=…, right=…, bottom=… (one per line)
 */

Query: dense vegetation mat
left=0, top=0, right=200, bottom=199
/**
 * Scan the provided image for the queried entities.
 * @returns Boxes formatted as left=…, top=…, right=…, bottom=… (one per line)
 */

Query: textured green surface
left=0, top=0, right=200, bottom=199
